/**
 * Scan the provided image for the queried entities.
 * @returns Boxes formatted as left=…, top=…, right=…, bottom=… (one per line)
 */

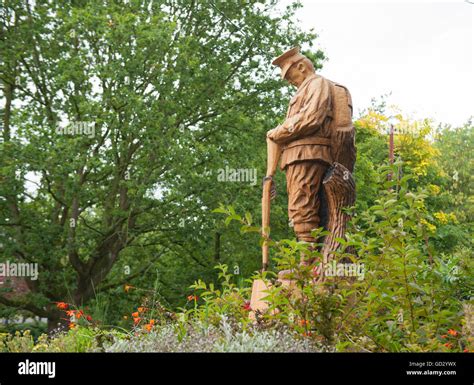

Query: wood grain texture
left=321, top=162, right=356, bottom=264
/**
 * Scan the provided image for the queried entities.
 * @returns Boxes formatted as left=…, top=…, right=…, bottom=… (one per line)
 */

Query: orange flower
left=441, top=335, right=447, bottom=339
left=302, top=331, right=312, bottom=337
left=187, top=295, right=198, bottom=301
left=55, top=302, right=68, bottom=310
left=298, top=319, right=310, bottom=327
left=447, top=329, right=458, bottom=336
left=133, top=317, right=141, bottom=325
left=76, top=310, right=84, bottom=319
left=144, top=323, right=153, bottom=332
left=138, top=307, right=146, bottom=313
left=131, top=311, right=139, bottom=318
left=66, top=310, right=76, bottom=317
left=149, top=319, right=155, bottom=325
left=124, top=284, right=134, bottom=293
left=68, top=322, right=76, bottom=329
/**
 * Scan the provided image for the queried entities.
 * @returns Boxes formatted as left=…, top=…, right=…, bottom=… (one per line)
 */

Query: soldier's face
left=284, top=62, right=306, bottom=88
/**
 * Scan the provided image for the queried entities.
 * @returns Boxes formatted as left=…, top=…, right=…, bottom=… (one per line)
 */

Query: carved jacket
left=268, top=74, right=333, bottom=170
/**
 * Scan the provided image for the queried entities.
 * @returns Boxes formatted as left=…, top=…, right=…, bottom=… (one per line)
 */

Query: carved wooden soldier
left=266, top=47, right=356, bottom=268
left=251, top=48, right=356, bottom=313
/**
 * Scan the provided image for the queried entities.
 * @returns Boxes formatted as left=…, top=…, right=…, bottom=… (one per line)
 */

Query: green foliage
left=0, top=319, right=47, bottom=341
left=342, top=164, right=471, bottom=351
left=0, top=326, right=120, bottom=352
left=0, top=0, right=472, bottom=353
left=207, top=162, right=473, bottom=352
left=0, top=0, right=319, bottom=322
left=104, top=317, right=319, bottom=352
left=184, top=264, right=253, bottom=329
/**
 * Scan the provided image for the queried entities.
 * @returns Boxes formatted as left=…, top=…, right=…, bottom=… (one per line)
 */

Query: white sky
left=278, top=0, right=473, bottom=126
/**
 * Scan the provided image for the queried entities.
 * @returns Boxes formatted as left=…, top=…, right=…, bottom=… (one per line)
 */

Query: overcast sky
left=277, top=0, right=473, bottom=126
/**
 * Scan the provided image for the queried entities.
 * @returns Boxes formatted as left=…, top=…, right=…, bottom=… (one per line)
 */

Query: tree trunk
left=214, top=232, right=221, bottom=261
left=321, top=162, right=356, bottom=265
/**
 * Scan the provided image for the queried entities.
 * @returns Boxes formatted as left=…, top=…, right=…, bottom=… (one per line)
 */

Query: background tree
left=0, top=0, right=326, bottom=329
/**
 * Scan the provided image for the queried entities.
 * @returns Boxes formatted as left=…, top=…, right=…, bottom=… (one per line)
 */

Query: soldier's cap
left=272, top=46, right=306, bottom=79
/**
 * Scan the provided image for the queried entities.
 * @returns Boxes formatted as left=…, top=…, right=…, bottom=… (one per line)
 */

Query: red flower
left=441, top=335, right=447, bottom=339
left=187, top=295, right=198, bottom=302
left=447, top=329, right=458, bottom=336
left=302, top=331, right=312, bottom=337
left=463, top=349, right=469, bottom=353
left=443, top=342, right=453, bottom=349
left=242, top=301, right=251, bottom=311
left=299, top=319, right=310, bottom=327
left=86, top=315, right=93, bottom=322
left=55, top=302, right=68, bottom=310
left=133, top=317, right=141, bottom=325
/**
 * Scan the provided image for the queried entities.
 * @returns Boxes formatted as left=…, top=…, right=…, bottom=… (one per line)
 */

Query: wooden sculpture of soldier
left=265, top=47, right=356, bottom=272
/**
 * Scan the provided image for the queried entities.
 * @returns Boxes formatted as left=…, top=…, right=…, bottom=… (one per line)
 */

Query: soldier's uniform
left=269, top=48, right=333, bottom=242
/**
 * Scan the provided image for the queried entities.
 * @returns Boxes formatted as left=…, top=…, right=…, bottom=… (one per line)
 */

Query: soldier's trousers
left=285, top=160, right=329, bottom=242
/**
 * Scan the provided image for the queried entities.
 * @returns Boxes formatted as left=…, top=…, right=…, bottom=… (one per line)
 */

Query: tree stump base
left=321, top=162, right=356, bottom=269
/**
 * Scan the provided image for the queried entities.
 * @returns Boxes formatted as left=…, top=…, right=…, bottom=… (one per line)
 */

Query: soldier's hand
left=266, top=126, right=279, bottom=140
